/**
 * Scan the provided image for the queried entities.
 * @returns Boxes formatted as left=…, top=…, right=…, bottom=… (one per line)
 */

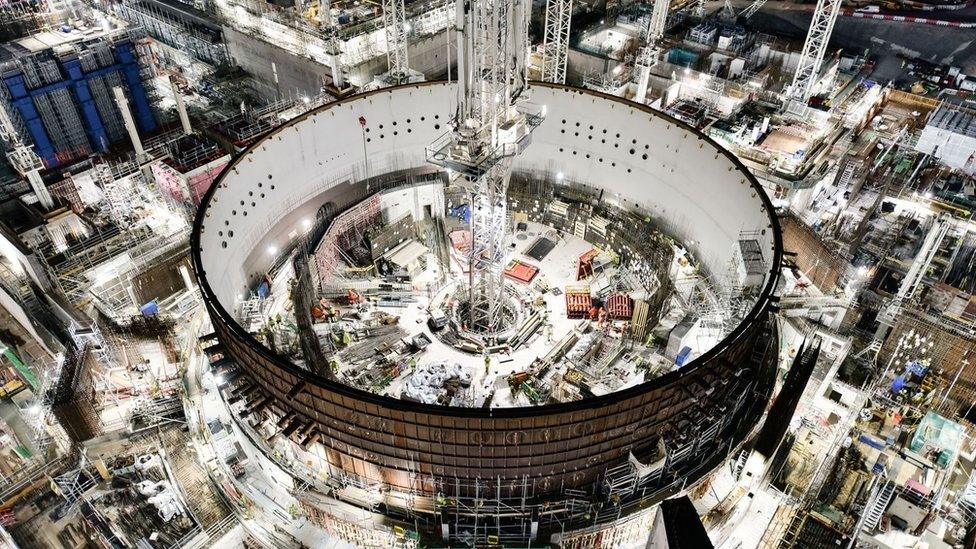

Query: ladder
left=834, top=159, right=856, bottom=189
left=573, top=220, right=586, bottom=239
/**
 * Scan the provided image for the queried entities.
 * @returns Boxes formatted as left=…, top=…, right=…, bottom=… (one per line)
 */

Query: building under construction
left=0, top=29, right=157, bottom=168
left=193, top=80, right=783, bottom=546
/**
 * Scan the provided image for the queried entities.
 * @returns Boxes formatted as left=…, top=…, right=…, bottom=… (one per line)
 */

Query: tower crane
left=785, top=0, right=842, bottom=112
left=319, top=0, right=346, bottom=89
left=633, top=0, right=669, bottom=104
left=738, top=0, right=769, bottom=20
left=427, top=0, right=544, bottom=337
left=541, top=0, right=572, bottom=84
left=381, top=0, right=411, bottom=84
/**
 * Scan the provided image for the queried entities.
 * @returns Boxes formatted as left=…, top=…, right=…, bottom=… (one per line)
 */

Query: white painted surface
left=198, top=83, right=774, bottom=314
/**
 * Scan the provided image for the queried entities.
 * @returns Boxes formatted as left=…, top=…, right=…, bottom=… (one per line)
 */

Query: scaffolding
left=114, top=0, right=229, bottom=66
left=0, top=28, right=155, bottom=168
left=311, top=194, right=381, bottom=294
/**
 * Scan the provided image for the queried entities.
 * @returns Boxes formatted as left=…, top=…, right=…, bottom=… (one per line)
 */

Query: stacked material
left=565, top=284, right=592, bottom=318
left=606, top=293, right=633, bottom=319
left=576, top=249, right=599, bottom=280
left=402, top=362, right=472, bottom=404
left=504, top=260, right=539, bottom=283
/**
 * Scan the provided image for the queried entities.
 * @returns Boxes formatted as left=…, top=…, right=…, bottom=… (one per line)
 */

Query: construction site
left=0, top=0, right=971, bottom=543
left=237, top=168, right=765, bottom=409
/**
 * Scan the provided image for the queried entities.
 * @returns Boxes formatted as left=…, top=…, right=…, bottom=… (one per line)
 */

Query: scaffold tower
left=382, top=0, right=411, bottom=84
left=0, top=96, right=53, bottom=209
left=427, top=0, right=543, bottom=335
left=541, top=0, right=572, bottom=84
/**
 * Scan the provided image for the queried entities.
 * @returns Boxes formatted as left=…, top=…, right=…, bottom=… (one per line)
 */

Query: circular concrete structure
left=192, top=82, right=782, bottom=545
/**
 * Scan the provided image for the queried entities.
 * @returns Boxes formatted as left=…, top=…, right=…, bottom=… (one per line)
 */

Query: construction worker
left=484, top=352, right=491, bottom=374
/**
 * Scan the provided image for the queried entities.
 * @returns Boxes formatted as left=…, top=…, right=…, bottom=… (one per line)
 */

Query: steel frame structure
left=787, top=0, right=842, bottom=105
left=192, top=79, right=785, bottom=546
left=633, top=0, right=668, bottom=105
left=428, top=0, right=538, bottom=334
left=738, top=0, right=768, bottom=19
left=0, top=97, right=52, bottom=209
left=541, top=0, right=572, bottom=84
left=382, top=0, right=411, bottom=84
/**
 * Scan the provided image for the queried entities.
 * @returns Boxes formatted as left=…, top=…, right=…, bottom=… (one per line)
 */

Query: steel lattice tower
left=787, top=0, right=842, bottom=105
left=382, top=0, right=411, bottom=84
left=428, top=0, right=542, bottom=335
left=634, top=0, right=668, bottom=104
left=541, top=0, right=572, bottom=84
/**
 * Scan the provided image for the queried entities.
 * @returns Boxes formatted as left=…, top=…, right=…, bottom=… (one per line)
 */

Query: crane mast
left=428, top=0, right=542, bottom=337
left=541, top=0, right=572, bottom=84
left=634, top=0, right=668, bottom=104
left=786, top=0, right=842, bottom=110
left=382, top=0, right=411, bottom=84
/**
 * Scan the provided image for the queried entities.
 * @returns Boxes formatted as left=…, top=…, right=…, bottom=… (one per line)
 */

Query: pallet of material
left=577, top=249, right=599, bottom=280
left=565, top=285, right=592, bottom=319
left=606, top=293, right=633, bottom=320
left=504, top=260, right=539, bottom=283
left=630, top=299, right=650, bottom=341
left=449, top=230, right=472, bottom=252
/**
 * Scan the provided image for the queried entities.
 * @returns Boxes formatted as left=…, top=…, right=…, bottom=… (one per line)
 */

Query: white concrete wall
left=198, top=83, right=775, bottom=313
left=380, top=182, right=445, bottom=223
left=345, top=28, right=456, bottom=85
left=224, top=26, right=332, bottom=99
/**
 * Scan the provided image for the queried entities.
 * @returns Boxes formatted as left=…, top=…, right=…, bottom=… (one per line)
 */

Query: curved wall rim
left=191, top=81, right=783, bottom=418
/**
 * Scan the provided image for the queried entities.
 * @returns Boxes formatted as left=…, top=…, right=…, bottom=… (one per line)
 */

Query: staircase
left=732, top=449, right=749, bottom=480
left=863, top=480, right=896, bottom=532
left=163, top=430, right=231, bottom=532
left=834, top=159, right=856, bottom=189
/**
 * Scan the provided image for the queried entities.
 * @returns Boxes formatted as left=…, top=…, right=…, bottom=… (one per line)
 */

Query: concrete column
left=112, top=87, right=154, bottom=182
left=112, top=86, right=144, bottom=159
left=169, top=77, right=192, bottom=135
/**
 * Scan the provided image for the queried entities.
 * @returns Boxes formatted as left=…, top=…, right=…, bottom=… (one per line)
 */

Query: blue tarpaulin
left=675, top=346, right=692, bottom=367
left=859, top=434, right=886, bottom=450
left=140, top=300, right=159, bottom=316
left=450, top=204, right=471, bottom=224
left=892, top=375, right=906, bottom=392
